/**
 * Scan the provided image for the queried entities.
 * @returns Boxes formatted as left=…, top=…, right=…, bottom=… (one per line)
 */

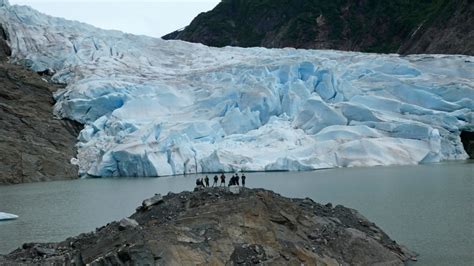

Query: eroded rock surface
left=0, top=188, right=416, bottom=265
left=0, top=26, right=81, bottom=184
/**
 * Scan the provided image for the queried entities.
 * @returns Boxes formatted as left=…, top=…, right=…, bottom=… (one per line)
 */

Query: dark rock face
left=0, top=28, right=81, bottom=185
left=0, top=24, right=10, bottom=60
left=460, top=131, right=474, bottom=159
left=0, top=188, right=417, bottom=265
left=398, top=0, right=474, bottom=55
left=163, top=0, right=473, bottom=55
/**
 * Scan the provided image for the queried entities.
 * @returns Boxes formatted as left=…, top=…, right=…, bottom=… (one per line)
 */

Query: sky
left=9, top=0, right=220, bottom=38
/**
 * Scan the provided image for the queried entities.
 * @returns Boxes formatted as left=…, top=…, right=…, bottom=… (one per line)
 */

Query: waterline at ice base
left=0, top=0, right=472, bottom=177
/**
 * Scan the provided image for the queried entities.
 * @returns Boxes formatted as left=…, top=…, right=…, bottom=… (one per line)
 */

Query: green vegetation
left=360, top=0, right=455, bottom=52
left=166, top=0, right=462, bottom=53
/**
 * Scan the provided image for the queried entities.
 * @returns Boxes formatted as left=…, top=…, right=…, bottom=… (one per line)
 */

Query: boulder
left=141, top=194, right=163, bottom=208
left=119, top=218, right=139, bottom=230
left=229, top=186, right=240, bottom=194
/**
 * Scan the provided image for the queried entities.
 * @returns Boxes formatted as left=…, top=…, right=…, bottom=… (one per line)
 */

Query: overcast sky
left=9, top=0, right=220, bottom=38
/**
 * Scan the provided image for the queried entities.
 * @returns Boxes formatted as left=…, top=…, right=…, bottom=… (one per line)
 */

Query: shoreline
left=0, top=159, right=472, bottom=188
left=78, top=158, right=474, bottom=180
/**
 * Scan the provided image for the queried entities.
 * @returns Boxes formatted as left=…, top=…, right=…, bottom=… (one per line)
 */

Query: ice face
left=0, top=3, right=472, bottom=177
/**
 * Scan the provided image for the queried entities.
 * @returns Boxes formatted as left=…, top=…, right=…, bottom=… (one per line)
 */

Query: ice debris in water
left=0, top=1, right=472, bottom=177
left=0, top=212, right=18, bottom=221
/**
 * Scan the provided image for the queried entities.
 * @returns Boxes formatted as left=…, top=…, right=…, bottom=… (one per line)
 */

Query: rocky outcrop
left=398, top=0, right=474, bottom=55
left=0, top=26, right=81, bottom=185
left=163, top=0, right=473, bottom=55
left=0, top=23, right=10, bottom=60
left=0, top=188, right=417, bottom=265
left=460, top=131, right=474, bottom=159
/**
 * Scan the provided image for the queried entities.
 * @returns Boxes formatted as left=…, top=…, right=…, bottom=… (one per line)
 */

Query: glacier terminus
left=0, top=0, right=472, bottom=177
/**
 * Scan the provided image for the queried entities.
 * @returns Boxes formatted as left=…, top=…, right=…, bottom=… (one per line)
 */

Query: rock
left=230, top=244, right=266, bottom=264
left=141, top=194, right=163, bottom=209
left=193, top=186, right=204, bottom=192
left=37, top=68, right=55, bottom=76
left=0, top=188, right=416, bottom=265
left=116, top=244, right=154, bottom=265
left=0, top=25, right=81, bottom=185
left=176, top=232, right=205, bottom=244
left=229, top=185, right=240, bottom=194
left=460, top=131, right=474, bottom=158
left=118, top=218, right=139, bottom=230
left=33, top=246, right=56, bottom=257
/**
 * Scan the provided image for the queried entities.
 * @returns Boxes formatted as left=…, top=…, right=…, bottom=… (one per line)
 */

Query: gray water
left=0, top=162, right=473, bottom=265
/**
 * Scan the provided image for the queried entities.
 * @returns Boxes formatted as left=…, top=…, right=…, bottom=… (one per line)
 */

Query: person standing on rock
left=220, top=173, right=226, bottom=186
left=213, top=175, right=218, bottom=187
left=204, top=175, right=210, bottom=187
left=235, top=173, right=240, bottom=186
left=242, top=173, right=246, bottom=187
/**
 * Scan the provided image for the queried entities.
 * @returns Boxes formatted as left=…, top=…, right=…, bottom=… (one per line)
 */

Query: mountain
left=0, top=23, right=81, bottom=184
left=163, top=0, right=474, bottom=55
left=0, top=1, right=472, bottom=178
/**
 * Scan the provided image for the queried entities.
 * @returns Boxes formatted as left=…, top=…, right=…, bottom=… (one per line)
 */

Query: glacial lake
left=0, top=161, right=473, bottom=265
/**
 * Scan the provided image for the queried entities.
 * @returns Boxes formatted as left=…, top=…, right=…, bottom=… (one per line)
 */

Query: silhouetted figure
left=220, top=173, right=226, bottom=186
left=204, top=175, right=210, bottom=187
left=213, top=175, right=218, bottom=187
left=228, top=174, right=235, bottom=187
left=235, top=174, right=240, bottom=186
left=242, top=173, right=246, bottom=187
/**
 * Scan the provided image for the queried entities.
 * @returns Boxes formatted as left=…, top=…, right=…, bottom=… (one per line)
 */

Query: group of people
left=196, top=173, right=247, bottom=188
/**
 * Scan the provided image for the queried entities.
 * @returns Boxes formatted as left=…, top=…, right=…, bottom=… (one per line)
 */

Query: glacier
left=0, top=0, right=472, bottom=177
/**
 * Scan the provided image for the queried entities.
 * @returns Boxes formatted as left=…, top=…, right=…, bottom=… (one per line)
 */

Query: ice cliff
left=0, top=1, right=472, bottom=177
